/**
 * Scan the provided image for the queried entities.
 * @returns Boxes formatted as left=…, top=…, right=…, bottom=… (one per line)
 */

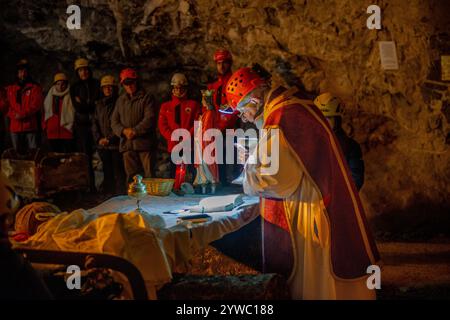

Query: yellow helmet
left=53, top=73, right=68, bottom=84
left=314, top=92, right=343, bottom=117
left=100, top=75, right=116, bottom=87
left=74, top=58, right=89, bottom=71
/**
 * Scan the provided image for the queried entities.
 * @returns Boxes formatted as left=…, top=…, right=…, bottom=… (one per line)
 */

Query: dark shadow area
left=378, top=284, right=450, bottom=300
left=211, top=216, right=263, bottom=273
left=372, top=202, right=450, bottom=242
left=381, top=251, right=450, bottom=265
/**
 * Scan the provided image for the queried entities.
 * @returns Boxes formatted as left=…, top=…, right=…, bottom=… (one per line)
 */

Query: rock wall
left=0, top=0, right=449, bottom=217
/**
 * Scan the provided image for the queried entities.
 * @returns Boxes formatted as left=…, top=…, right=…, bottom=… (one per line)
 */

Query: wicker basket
left=142, top=178, right=175, bottom=196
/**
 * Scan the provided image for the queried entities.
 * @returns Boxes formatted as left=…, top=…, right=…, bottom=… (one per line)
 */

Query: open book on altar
left=188, top=194, right=244, bottom=213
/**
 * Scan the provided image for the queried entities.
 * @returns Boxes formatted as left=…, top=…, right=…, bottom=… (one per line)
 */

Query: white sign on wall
left=441, top=56, right=450, bottom=81
left=379, top=41, right=399, bottom=70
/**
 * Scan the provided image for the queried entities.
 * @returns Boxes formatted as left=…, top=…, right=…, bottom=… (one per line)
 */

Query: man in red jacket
left=205, top=49, right=238, bottom=131
left=159, top=73, right=200, bottom=186
left=204, top=49, right=239, bottom=186
left=159, top=73, right=200, bottom=153
left=5, top=59, right=43, bottom=154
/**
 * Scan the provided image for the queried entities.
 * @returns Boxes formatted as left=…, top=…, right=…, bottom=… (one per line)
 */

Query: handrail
left=14, top=248, right=148, bottom=300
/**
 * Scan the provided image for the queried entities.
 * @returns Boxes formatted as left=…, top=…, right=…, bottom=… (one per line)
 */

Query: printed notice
left=441, top=56, right=450, bottom=81
left=379, top=41, right=399, bottom=70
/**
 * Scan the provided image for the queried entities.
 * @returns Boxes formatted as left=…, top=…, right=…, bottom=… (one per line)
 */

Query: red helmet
left=214, top=49, right=232, bottom=63
left=120, top=68, right=138, bottom=84
left=225, top=67, right=266, bottom=110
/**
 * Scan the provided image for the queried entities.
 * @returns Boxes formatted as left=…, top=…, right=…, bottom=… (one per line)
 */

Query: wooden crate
left=1, top=149, right=90, bottom=199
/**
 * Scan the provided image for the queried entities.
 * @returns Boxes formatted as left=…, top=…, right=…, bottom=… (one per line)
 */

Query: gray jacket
left=92, top=95, right=119, bottom=150
left=111, top=90, right=157, bottom=152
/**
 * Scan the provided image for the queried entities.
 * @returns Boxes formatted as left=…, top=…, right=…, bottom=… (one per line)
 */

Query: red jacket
left=158, top=95, right=200, bottom=152
left=207, top=72, right=239, bottom=131
left=43, top=95, right=73, bottom=140
left=6, top=82, right=43, bottom=133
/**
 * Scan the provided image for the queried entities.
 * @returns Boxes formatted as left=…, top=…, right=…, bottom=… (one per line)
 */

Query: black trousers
left=98, top=148, right=125, bottom=195
left=219, top=131, right=239, bottom=186
left=10, top=132, right=37, bottom=155
left=74, top=125, right=95, bottom=191
left=48, top=139, right=75, bottom=153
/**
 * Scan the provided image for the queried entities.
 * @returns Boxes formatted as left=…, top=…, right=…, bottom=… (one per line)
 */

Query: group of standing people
left=0, top=49, right=364, bottom=196
left=158, top=49, right=241, bottom=194
left=0, top=47, right=378, bottom=300
left=0, top=57, right=155, bottom=194
left=0, top=49, right=246, bottom=195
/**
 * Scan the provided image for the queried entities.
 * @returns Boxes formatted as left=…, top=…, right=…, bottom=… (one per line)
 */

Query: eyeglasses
left=123, top=79, right=136, bottom=86
left=172, top=86, right=187, bottom=90
left=218, top=105, right=243, bottom=117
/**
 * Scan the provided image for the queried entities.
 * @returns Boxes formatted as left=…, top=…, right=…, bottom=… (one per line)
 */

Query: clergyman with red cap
left=222, top=66, right=380, bottom=300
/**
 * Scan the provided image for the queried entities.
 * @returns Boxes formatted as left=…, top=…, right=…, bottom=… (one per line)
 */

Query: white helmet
left=171, top=73, right=188, bottom=86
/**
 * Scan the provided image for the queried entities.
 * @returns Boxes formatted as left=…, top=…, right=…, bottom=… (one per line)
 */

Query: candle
left=174, top=163, right=186, bottom=190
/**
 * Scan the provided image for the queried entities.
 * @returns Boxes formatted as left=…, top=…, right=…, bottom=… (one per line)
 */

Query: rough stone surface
left=157, top=273, right=290, bottom=300
left=0, top=0, right=449, bottom=218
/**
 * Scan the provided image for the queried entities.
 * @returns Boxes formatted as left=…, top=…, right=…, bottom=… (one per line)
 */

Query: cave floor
left=48, top=190, right=450, bottom=300
left=189, top=232, right=450, bottom=300
left=375, top=242, right=450, bottom=299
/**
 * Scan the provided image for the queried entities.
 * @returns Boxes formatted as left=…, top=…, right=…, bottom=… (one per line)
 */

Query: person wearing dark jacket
left=111, top=68, right=157, bottom=184
left=0, top=173, right=53, bottom=299
left=5, top=59, right=43, bottom=154
left=92, top=75, right=125, bottom=195
left=314, top=93, right=365, bottom=190
left=70, top=58, right=101, bottom=191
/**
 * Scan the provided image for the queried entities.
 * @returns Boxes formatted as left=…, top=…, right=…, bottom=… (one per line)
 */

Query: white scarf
left=44, top=85, right=75, bottom=132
